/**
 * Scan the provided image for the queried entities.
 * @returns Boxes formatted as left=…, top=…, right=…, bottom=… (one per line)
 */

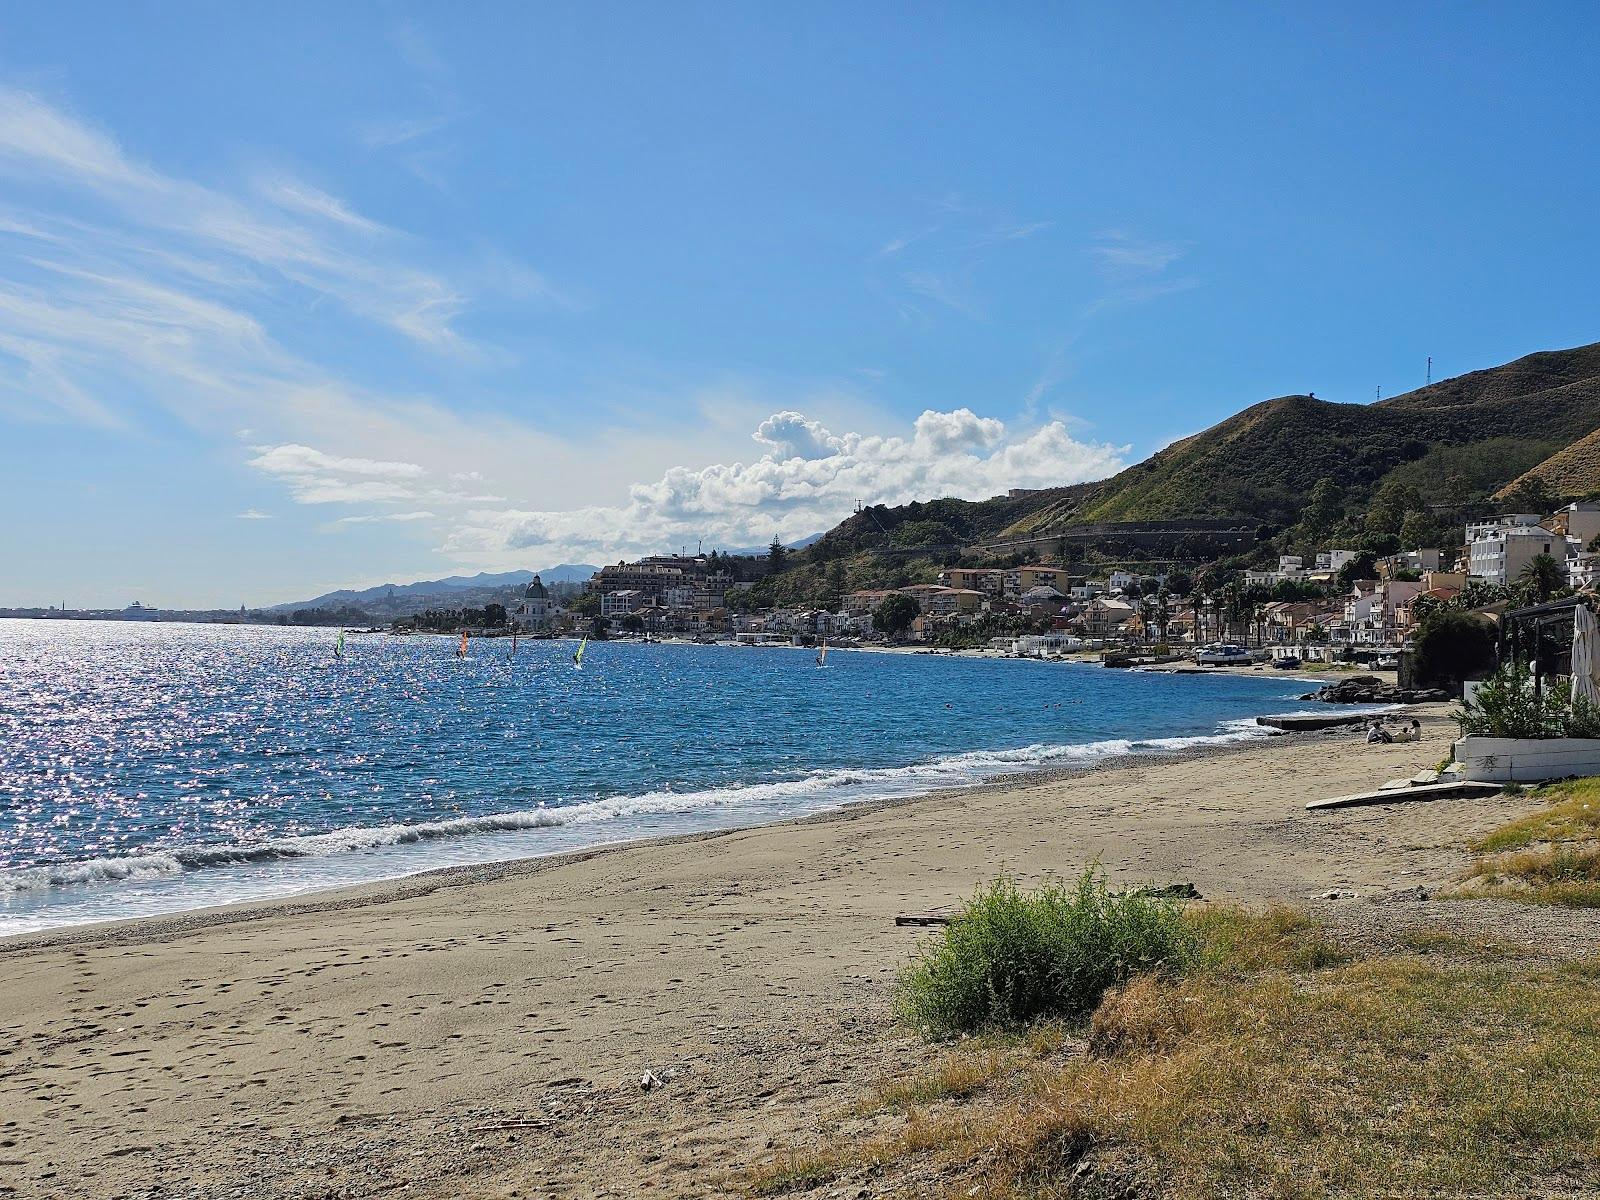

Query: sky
left=1, top=3, right=1597, bottom=608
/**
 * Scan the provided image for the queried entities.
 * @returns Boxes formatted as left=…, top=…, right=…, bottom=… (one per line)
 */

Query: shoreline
left=0, top=715, right=1330, bottom=953
left=4, top=702, right=1540, bottom=1200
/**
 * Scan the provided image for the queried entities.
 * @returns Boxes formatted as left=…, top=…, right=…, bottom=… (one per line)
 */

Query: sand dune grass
left=1458, top=778, right=1600, bottom=906
left=746, top=907, right=1600, bottom=1199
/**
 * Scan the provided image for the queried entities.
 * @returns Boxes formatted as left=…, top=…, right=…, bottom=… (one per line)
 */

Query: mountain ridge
left=271, top=565, right=598, bottom=613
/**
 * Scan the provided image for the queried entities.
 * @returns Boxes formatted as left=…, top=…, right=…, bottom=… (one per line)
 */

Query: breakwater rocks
left=1301, top=674, right=1451, bottom=705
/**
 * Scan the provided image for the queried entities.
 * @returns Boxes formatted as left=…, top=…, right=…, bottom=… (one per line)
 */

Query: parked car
left=1271, top=655, right=1302, bottom=669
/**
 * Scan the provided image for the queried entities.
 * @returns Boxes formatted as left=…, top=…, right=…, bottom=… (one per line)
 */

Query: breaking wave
left=0, top=721, right=1268, bottom=897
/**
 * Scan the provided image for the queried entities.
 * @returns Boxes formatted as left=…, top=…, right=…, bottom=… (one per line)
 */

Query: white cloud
left=249, top=444, right=426, bottom=481
left=236, top=508, right=272, bottom=520
left=445, top=407, right=1127, bottom=563
left=0, top=86, right=491, bottom=356
left=247, top=443, right=428, bottom=504
left=1090, top=231, right=1187, bottom=277
left=335, top=510, right=436, bottom=524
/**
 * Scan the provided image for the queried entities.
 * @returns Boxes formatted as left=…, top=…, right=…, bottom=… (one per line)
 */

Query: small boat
left=1194, top=643, right=1252, bottom=666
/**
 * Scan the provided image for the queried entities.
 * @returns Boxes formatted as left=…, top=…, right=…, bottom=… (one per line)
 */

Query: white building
left=1556, top=501, right=1600, bottom=548
left=514, top=576, right=551, bottom=629
left=601, top=589, right=643, bottom=617
left=1314, top=549, right=1357, bottom=573
left=1465, top=515, right=1560, bottom=586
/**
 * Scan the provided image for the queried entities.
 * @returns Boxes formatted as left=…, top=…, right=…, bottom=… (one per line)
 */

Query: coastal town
left=19, top=500, right=1593, bottom=674
left=573, top=503, right=1597, bottom=657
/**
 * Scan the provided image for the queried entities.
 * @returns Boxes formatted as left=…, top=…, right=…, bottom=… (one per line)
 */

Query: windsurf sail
left=334, top=630, right=345, bottom=659
left=510, top=632, right=518, bottom=658
left=573, top=636, right=587, bottom=668
left=816, top=639, right=827, bottom=667
left=457, top=630, right=469, bottom=658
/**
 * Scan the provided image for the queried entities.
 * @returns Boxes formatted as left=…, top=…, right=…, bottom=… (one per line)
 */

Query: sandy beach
left=6, top=708, right=1598, bottom=1200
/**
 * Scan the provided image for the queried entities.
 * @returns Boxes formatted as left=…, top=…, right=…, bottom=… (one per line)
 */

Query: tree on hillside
left=1337, top=551, right=1380, bottom=589
left=767, top=536, right=788, bottom=572
left=819, top=561, right=847, bottom=612
left=872, top=593, right=921, bottom=639
left=1299, top=476, right=1344, bottom=538
left=1364, top=479, right=1427, bottom=540
left=1500, top=475, right=1558, bottom=517
left=1520, top=553, right=1566, bottom=603
left=1399, top=509, right=1442, bottom=552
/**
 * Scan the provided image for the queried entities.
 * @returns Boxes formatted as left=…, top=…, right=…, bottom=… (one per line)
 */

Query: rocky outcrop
left=1301, top=674, right=1451, bottom=705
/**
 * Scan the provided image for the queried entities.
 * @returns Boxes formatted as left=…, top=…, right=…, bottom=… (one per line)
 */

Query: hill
left=751, top=340, right=1600, bottom=605
left=1495, top=424, right=1600, bottom=503
left=1003, top=344, right=1600, bottom=535
left=272, top=565, right=597, bottom=616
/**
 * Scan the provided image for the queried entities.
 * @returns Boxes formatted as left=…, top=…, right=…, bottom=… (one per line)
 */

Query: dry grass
left=1457, top=778, right=1600, bottom=906
left=1470, top=778, right=1600, bottom=853
left=744, top=906, right=1600, bottom=1199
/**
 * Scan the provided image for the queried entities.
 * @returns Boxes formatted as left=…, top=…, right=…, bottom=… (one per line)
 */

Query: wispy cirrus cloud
left=870, top=200, right=1054, bottom=323
left=1082, top=230, right=1200, bottom=317
left=1089, top=230, right=1187, bottom=277
left=0, top=87, right=487, bottom=359
left=335, top=510, right=436, bottom=525
left=359, top=19, right=466, bottom=189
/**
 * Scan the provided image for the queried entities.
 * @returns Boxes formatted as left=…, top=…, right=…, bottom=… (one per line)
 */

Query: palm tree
left=1520, top=553, right=1566, bottom=603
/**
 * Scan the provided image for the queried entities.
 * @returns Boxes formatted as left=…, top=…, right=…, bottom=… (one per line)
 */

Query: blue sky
left=1, top=3, right=1597, bottom=607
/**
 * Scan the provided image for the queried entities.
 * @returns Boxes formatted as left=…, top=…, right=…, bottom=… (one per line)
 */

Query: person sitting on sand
left=1366, top=720, right=1392, bottom=744
left=1392, top=718, right=1422, bottom=743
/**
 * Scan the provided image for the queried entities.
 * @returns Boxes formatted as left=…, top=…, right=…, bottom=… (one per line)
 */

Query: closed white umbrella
left=1572, top=604, right=1600, bottom=707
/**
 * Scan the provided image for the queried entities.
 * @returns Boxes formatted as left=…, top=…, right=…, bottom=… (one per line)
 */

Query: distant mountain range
left=271, top=565, right=598, bottom=614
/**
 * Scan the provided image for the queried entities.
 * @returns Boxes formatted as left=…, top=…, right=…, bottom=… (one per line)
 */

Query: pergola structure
left=1497, top=594, right=1597, bottom=702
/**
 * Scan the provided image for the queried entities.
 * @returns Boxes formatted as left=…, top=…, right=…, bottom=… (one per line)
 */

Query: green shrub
left=895, top=870, right=1196, bottom=1038
left=1457, top=662, right=1568, bottom=738
left=1457, top=662, right=1600, bottom=739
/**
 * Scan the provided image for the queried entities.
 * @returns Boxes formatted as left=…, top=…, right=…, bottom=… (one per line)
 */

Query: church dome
left=523, top=576, right=547, bottom=599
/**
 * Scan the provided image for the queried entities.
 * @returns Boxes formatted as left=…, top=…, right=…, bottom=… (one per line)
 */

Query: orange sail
left=458, top=630, right=469, bottom=657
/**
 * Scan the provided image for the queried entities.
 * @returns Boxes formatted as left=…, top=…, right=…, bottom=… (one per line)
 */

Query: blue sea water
left=0, top=620, right=1336, bottom=935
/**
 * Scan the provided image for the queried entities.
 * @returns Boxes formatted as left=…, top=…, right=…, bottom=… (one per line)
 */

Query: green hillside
left=1006, top=343, right=1600, bottom=534
left=755, top=340, right=1600, bottom=605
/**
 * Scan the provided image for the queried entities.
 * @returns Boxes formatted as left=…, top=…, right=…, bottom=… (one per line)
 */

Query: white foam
left=0, top=722, right=1271, bottom=898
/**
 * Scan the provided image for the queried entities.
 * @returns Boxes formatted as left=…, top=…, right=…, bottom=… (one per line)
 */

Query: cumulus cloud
left=444, top=408, right=1127, bottom=563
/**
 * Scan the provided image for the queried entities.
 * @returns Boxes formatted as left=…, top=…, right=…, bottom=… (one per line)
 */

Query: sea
left=0, top=620, right=1345, bottom=936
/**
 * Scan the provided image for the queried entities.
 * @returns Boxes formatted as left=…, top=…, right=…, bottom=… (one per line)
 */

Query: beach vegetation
left=893, top=871, right=1197, bottom=1037
left=1453, top=777, right=1600, bottom=906
left=748, top=906, right=1600, bottom=1199
left=1454, top=660, right=1597, bottom=739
